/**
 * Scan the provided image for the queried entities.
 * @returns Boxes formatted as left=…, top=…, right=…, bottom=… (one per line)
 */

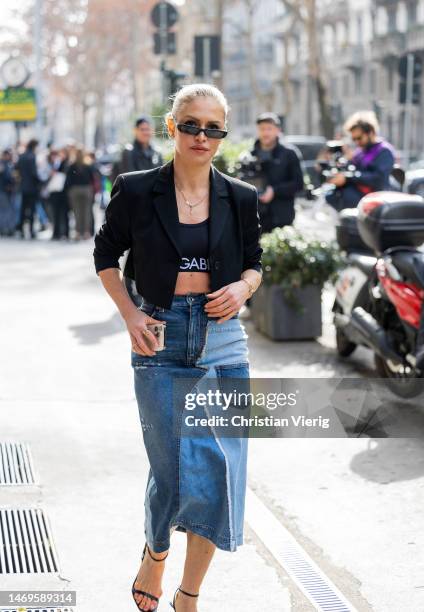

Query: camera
left=235, top=152, right=267, bottom=195
left=316, top=140, right=357, bottom=184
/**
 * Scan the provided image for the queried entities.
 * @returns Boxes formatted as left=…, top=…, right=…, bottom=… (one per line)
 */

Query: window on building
left=370, top=10, right=377, bottom=36
left=407, top=1, right=418, bottom=27
left=387, top=7, right=398, bottom=33
left=245, top=102, right=251, bottom=125
left=343, top=73, right=350, bottom=96
left=370, top=67, right=377, bottom=95
left=237, top=103, right=243, bottom=127
left=387, top=114, right=393, bottom=142
left=356, top=14, right=363, bottom=44
left=294, top=81, right=301, bottom=101
left=387, top=63, right=394, bottom=92
left=354, top=69, right=362, bottom=94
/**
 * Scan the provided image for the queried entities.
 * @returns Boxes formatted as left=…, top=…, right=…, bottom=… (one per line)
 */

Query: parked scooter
left=333, top=192, right=424, bottom=398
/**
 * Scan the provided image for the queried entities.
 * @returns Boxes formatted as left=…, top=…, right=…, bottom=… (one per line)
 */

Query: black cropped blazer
left=93, top=159, right=263, bottom=309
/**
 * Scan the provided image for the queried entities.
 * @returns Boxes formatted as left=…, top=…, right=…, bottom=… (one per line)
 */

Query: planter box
left=250, top=284, right=322, bottom=340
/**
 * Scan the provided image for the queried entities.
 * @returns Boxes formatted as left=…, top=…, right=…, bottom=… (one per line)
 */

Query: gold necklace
left=176, top=184, right=208, bottom=215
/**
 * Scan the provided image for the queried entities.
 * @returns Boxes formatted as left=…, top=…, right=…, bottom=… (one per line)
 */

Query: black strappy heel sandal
left=170, top=585, right=199, bottom=610
left=132, top=542, right=169, bottom=611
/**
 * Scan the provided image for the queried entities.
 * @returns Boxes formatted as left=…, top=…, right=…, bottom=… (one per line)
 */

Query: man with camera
left=325, top=111, right=396, bottom=210
left=250, top=112, right=304, bottom=233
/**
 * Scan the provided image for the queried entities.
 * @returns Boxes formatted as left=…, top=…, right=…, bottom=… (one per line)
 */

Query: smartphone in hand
left=145, top=322, right=166, bottom=351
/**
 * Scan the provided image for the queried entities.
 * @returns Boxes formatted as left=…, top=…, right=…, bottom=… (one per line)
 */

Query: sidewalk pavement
left=0, top=237, right=298, bottom=611
left=2, top=233, right=422, bottom=612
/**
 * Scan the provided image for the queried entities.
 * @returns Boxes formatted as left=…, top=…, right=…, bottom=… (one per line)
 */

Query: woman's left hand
left=204, top=282, right=250, bottom=323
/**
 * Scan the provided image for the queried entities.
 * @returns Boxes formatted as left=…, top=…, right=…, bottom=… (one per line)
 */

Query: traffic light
left=153, top=31, right=176, bottom=55
left=151, top=2, right=179, bottom=56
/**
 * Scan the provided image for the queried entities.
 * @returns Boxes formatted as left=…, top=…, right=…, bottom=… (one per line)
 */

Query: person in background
left=15, top=139, right=41, bottom=239
left=48, top=148, right=70, bottom=241
left=325, top=111, right=396, bottom=210
left=65, top=147, right=95, bottom=241
left=111, top=115, right=164, bottom=183
left=0, top=149, right=16, bottom=236
left=86, top=150, right=102, bottom=237
left=251, top=112, right=304, bottom=234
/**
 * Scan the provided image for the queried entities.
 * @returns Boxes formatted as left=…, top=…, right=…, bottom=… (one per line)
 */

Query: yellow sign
left=0, top=87, right=37, bottom=121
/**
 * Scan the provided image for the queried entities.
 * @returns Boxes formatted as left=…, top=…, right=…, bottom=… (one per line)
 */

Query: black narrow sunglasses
left=174, top=119, right=228, bottom=139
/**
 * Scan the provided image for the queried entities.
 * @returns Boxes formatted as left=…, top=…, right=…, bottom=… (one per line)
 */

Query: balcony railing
left=371, top=31, right=406, bottom=61
left=406, top=24, right=424, bottom=53
left=337, top=44, right=365, bottom=69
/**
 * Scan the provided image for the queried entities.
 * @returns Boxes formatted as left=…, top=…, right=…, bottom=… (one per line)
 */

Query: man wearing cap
left=111, top=116, right=163, bottom=183
left=251, top=112, right=304, bottom=233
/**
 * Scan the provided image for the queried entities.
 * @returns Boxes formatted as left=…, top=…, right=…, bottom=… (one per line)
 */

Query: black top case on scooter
left=357, top=192, right=424, bottom=253
left=336, top=208, right=374, bottom=254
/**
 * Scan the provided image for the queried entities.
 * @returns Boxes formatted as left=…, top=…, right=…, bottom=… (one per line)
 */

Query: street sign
left=150, top=2, right=179, bottom=29
left=194, top=36, right=221, bottom=77
left=399, top=54, right=423, bottom=79
left=153, top=31, right=176, bottom=55
left=0, top=87, right=37, bottom=121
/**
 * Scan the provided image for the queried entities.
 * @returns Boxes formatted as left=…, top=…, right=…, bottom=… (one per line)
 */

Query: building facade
left=220, top=0, right=424, bottom=156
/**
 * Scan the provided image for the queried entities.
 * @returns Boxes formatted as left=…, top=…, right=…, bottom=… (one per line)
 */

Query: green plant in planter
left=212, top=139, right=253, bottom=176
left=260, top=226, right=345, bottom=312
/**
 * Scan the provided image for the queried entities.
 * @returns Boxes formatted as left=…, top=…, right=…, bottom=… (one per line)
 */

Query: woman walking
left=48, top=148, right=69, bottom=240
left=65, top=147, right=95, bottom=240
left=93, top=83, right=262, bottom=611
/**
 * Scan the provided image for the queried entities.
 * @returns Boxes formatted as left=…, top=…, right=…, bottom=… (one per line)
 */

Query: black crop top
left=178, top=218, right=210, bottom=272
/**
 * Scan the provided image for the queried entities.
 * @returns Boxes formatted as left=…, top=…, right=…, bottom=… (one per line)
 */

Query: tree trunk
left=81, top=100, right=88, bottom=146
left=214, top=0, right=224, bottom=91
left=245, top=0, right=275, bottom=111
left=94, top=92, right=106, bottom=149
left=305, top=0, right=334, bottom=138
left=129, top=0, right=139, bottom=116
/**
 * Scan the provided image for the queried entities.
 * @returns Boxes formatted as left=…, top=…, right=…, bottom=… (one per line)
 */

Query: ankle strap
left=147, top=545, right=169, bottom=562
left=179, top=586, right=199, bottom=598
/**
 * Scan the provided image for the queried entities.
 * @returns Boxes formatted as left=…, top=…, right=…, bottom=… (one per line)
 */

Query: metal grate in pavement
left=0, top=442, right=36, bottom=485
left=246, top=487, right=358, bottom=611
left=0, top=509, right=59, bottom=573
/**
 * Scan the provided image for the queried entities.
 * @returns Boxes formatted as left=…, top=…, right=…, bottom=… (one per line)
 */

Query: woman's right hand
left=124, top=309, right=163, bottom=356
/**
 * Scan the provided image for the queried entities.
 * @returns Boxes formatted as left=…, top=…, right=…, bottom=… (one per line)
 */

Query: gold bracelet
left=241, top=277, right=254, bottom=297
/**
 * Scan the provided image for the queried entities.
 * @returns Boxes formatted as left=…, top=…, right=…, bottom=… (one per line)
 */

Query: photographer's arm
left=348, top=149, right=394, bottom=190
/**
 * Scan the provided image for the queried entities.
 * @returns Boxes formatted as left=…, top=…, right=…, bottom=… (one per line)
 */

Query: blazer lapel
left=151, top=160, right=231, bottom=259
left=209, top=164, right=230, bottom=256
left=152, top=161, right=182, bottom=258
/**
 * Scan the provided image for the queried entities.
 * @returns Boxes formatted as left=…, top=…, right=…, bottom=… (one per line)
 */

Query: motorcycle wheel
left=336, top=327, right=357, bottom=357
left=374, top=354, right=424, bottom=399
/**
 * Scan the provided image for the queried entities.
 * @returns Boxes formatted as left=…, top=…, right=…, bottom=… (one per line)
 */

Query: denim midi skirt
left=131, top=292, right=250, bottom=553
